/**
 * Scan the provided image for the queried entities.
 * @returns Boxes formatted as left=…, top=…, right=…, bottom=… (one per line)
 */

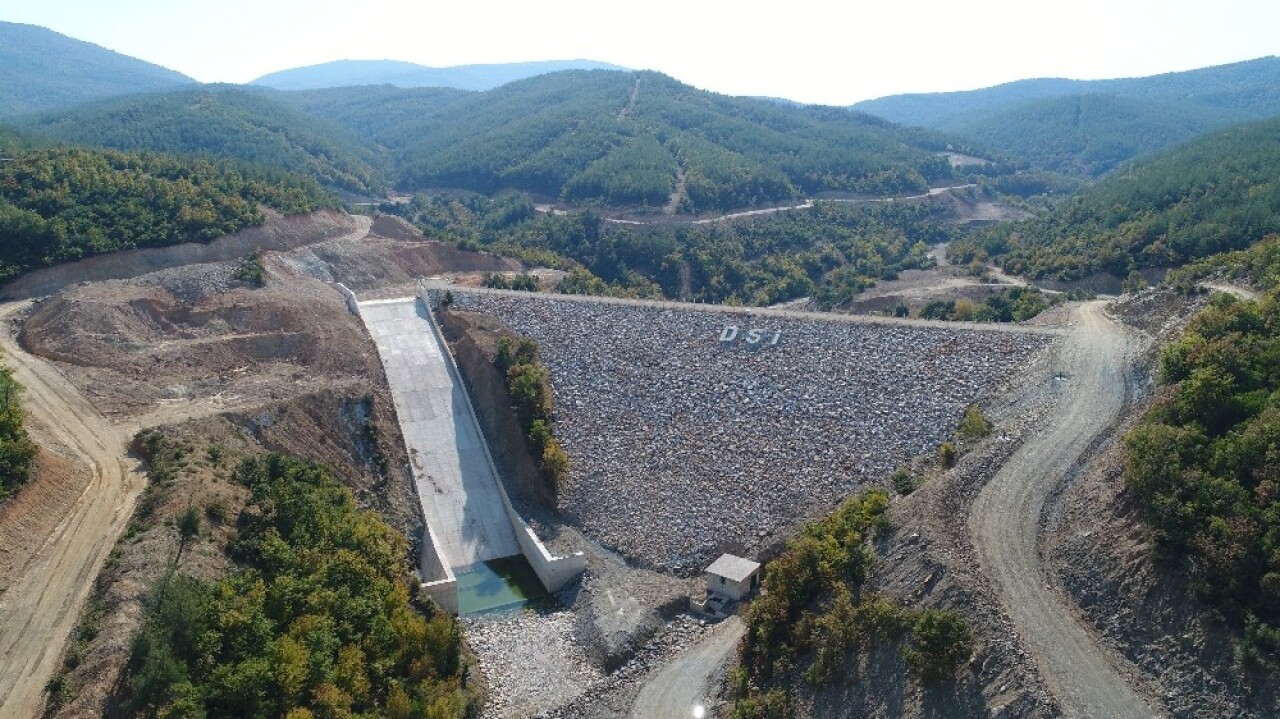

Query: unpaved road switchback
left=0, top=302, right=145, bottom=718
left=970, top=302, right=1157, bottom=718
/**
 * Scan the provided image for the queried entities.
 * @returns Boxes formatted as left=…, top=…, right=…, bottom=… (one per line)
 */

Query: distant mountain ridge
left=0, top=22, right=194, bottom=118
left=250, top=59, right=629, bottom=91
left=852, top=57, right=1280, bottom=177
left=853, top=57, right=1280, bottom=128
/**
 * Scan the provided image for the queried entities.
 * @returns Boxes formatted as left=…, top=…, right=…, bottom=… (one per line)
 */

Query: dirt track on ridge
left=0, top=302, right=145, bottom=718
left=969, top=302, right=1157, bottom=718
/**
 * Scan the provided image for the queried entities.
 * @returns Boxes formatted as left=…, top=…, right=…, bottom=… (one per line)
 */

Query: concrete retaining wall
left=499, top=482, right=588, bottom=591
left=332, top=282, right=361, bottom=316
left=420, top=521, right=459, bottom=613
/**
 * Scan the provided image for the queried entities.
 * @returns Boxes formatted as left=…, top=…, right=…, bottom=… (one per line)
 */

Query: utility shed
left=705, top=554, right=761, bottom=601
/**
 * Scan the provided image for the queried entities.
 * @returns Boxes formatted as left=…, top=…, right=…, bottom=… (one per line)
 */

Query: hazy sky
left=5, top=0, right=1279, bottom=104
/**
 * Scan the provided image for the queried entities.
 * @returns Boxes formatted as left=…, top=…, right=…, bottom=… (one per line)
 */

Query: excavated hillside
left=0, top=210, right=524, bottom=718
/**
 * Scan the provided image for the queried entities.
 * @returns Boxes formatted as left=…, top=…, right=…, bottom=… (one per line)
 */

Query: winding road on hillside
left=969, top=301, right=1157, bottom=719
left=0, top=302, right=145, bottom=718
left=542, top=183, right=979, bottom=227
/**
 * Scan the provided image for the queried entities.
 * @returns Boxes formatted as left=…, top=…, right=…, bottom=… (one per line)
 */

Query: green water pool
left=454, top=555, right=553, bottom=615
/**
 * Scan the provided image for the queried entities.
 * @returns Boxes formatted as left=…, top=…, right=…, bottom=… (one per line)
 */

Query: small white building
left=705, top=553, right=761, bottom=601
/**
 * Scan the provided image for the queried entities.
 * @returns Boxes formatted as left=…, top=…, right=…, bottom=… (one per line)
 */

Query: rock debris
left=446, top=292, right=1052, bottom=572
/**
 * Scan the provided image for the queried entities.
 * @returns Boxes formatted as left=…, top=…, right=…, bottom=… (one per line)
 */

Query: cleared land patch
left=444, top=291, right=1053, bottom=571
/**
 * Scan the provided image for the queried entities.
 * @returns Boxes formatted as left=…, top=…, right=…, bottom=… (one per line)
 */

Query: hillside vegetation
left=389, top=192, right=955, bottom=306
left=251, top=58, right=626, bottom=91
left=0, top=147, right=335, bottom=281
left=20, top=70, right=981, bottom=211
left=0, top=364, right=37, bottom=503
left=942, top=93, right=1245, bottom=177
left=277, top=86, right=471, bottom=149
left=0, top=22, right=193, bottom=118
left=124, top=452, right=476, bottom=718
left=17, top=86, right=388, bottom=196
left=1126, top=290, right=1280, bottom=666
left=300, top=70, right=970, bottom=211
left=733, top=489, right=972, bottom=716
left=854, top=57, right=1280, bottom=177
left=948, top=117, right=1280, bottom=280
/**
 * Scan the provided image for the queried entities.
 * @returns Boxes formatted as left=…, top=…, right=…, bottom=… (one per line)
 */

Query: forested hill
left=852, top=57, right=1280, bottom=177
left=15, top=86, right=388, bottom=196
left=0, top=126, right=34, bottom=155
left=948, top=116, right=1280, bottom=280
left=297, top=70, right=973, bottom=212
left=276, top=85, right=472, bottom=148
left=251, top=58, right=627, bottom=91
left=0, top=147, right=336, bottom=281
left=854, top=57, right=1280, bottom=129
left=941, top=94, right=1248, bottom=178
left=0, top=22, right=193, bottom=118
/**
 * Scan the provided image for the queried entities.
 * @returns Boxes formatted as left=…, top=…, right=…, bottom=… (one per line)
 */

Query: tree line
left=386, top=192, right=959, bottom=308
left=0, top=147, right=336, bottom=281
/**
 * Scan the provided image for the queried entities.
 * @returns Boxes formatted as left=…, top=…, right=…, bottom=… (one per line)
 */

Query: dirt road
left=629, top=617, right=744, bottom=719
left=969, top=302, right=1156, bottom=718
left=0, top=302, right=145, bottom=718
left=1200, top=281, right=1259, bottom=300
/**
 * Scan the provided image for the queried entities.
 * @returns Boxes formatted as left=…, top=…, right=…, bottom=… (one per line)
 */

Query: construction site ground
left=0, top=207, right=1270, bottom=719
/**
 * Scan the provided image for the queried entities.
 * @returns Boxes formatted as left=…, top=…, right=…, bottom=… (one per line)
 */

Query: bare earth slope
left=0, top=302, right=144, bottom=718
left=0, top=210, right=515, bottom=717
left=969, top=302, right=1157, bottom=718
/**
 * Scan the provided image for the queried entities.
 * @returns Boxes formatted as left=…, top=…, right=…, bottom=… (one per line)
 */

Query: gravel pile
left=447, top=292, right=1052, bottom=571
left=466, top=610, right=713, bottom=719
left=548, top=614, right=712, bottom=719
left=464, top=611, right=603, bottom=718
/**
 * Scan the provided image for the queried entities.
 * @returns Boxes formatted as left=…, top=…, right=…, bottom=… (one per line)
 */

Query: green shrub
left=730, top=689, right=791, bottom=719
left=905, top=610, right=973, bottom=682
left=233, top=250, right=265, bottom=286
left=495, top=336, right=567, bottom=495
left=0, top=365, right=36, bottom=502
left=124, top=455, right=476, bottom=718
left=938, top=442, right=956, bottom=468
left=957, top=404, right=993, bottom=443
left=177, top=505, right=201, bottom=543
left=890, top=467, right=916, bottom=495
left=1125, top=289, right=1280, bottom=662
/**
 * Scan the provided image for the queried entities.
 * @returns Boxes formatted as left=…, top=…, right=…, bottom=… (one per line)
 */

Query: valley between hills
left=0, top=18, right=1278, bottom=719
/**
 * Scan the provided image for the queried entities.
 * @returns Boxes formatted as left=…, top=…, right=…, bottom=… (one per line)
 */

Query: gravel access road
left=0, top=302, right=145, bottom=719
left=628, top=616, right=743, bottom=719
left=969, top=302, right=1157, bottom=719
